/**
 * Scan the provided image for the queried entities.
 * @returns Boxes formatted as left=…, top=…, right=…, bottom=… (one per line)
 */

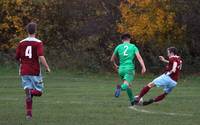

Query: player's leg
left=31, top=75, right=44, bottom=97
left=136, top=82, right=156, bottom=101
left=120, top=80, right=134, bottom=101
left=25, top=88, right=33, bottom=119
left=120, top=80, right=129, bottom=90
left=154, top=92, right=168, bottom=102
left=21, top=76, right=33, bottom=119
left=114, top=84, right=121, bottom=97
left=114, top=70, right=135, bottom=102
left=114, top=69, right=135, bottom=103
left=143, top=74, right=177, bottom=106
left=116, top=79, right=135, bottom=105
left=151, top=76, right=177, bottom=103
left=121, top=71, right=135, bottom=104
left=114, top=82, right=130, bottom=98
left=31, top=89, right=42, bottom=96
left=134, top=74, right=166, bottom=104
left=126, top=84, right=134, bottom=104
left=142, top=92, right=168, bottom=106
left=114, top=70, right=124, bottom=97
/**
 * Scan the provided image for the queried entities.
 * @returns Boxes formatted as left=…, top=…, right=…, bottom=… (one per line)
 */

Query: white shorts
left=21, top=75, right=44, bottom=92
left=152, top=74, right=177, bottom=93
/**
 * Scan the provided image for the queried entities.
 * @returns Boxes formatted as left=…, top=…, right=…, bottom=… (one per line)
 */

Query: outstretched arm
left=136, top=52, right=146, bottom=74
left=159, top=56, right=169, bottom=63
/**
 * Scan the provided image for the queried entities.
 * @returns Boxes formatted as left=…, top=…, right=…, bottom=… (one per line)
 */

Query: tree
left=0, top=0, right=43, bottom=50
left=117, top=0, right=183, bottom=45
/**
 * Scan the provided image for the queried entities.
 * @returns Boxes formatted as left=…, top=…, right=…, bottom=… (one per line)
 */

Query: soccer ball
left=134, top=96, right=143, bottom=106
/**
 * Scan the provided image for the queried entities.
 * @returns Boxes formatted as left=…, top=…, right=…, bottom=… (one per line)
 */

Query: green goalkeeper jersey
left=114, top=42, right=139, bottom=70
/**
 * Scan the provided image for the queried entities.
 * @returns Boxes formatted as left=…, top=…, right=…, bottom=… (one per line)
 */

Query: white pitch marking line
left=129, top=106, right=193, bottom=117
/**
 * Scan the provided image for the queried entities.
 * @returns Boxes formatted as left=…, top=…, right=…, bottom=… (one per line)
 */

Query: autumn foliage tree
left=117, top=0, right=184, bottom=46
left=0, top=0, right=50, bottom=50
left=0, top=0, right=199, bottom=73
left=0, top=0, right=120, bottom=71
left=117, top=0, right=188, bottom=73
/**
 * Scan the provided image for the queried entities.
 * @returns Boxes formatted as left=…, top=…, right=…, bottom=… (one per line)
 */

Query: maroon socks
left=154, top=93, right=168, bottom=102
left=26, top=98, right=32, bottom=117
left=25, top=90, right=42, bottom=117
left=31, top=90, right=42, bottom=96
left=138, top=85, right=151, bottom=99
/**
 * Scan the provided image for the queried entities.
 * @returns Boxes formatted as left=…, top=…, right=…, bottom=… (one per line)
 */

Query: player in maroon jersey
left=134, top=47, right=182, bottom=106
left=16, top=22, right=50, bottom=119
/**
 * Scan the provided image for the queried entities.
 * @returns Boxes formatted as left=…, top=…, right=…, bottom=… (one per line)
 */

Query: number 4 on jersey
left=25, top=46, right=32, bottom=59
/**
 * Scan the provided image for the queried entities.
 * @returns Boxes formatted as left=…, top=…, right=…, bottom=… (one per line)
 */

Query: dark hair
left=121, top=33, right=131, bottom=40
left=26, top=22, right=37, bottom=34
left=167, top=47, right=178, bottom=55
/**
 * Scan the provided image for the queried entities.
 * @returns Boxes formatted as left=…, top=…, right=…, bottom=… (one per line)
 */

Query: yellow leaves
left=127, top=0, right=151, bottom=7
left=1, top=15, right=23, bottom=34
left=12, top=16, right=23, bottom=33
left=155, top=9, right=175, bottom=33
left=138, top=0, right=151, bottom=7
left=166, top=13, right=175, bottom=30
left=0, top=23, right=9, bottom=30
left=0, top=0, right=30, bottom=50
left=119, top=3, right=131, bottom=18
left=117, top=0, right=181, bottom=44
left=155, top=8, right=165, bottom=32
left=16, top=0, right=23, bottom=5
left=117, top=23, right=125, bottom=33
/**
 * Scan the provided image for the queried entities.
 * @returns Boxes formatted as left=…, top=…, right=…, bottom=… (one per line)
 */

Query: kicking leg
left=142, top=74, right=176, bottom=106
left=143, top=92, right=168, bottom=106
left=154, top=92, right=168, bottom=102
left=143, top=84, right=176, bottom=106
left=135, top=82, right=155, bottom=103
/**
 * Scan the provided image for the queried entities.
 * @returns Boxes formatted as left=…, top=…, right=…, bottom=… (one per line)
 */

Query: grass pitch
left=0, top=68, right=199, bottom=125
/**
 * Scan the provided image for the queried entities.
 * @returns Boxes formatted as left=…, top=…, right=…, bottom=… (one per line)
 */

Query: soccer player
left=111, top=33, right=146, bottom=106
left=16, top=22, right=50, bottom=119
left=134, top=47, right=182, bottom=106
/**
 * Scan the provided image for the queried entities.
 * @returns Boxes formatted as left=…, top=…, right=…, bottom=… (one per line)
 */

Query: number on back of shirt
left=124, top=45, right=128, bottom=56
left=25, top=46, right=32, bottom=59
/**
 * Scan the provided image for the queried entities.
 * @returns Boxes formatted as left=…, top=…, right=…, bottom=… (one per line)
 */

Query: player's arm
left=39, top=56, right=50, bottom=72
left=110, top=53, right=119, bottom=71
left=18, top=64, right=21, bottom=75
left=159, top=56, right=169, bottom=63
left=166, top=61, right=177, bottom=75
left=136, top=52, right=146, bottom=74
left=37, top=43, right=50, bottom=72
left=179, top=60, right=183, bottom=70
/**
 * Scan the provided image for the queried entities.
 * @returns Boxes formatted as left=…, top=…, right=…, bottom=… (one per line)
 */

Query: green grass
left=0, top=68, right=200, bottom=125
